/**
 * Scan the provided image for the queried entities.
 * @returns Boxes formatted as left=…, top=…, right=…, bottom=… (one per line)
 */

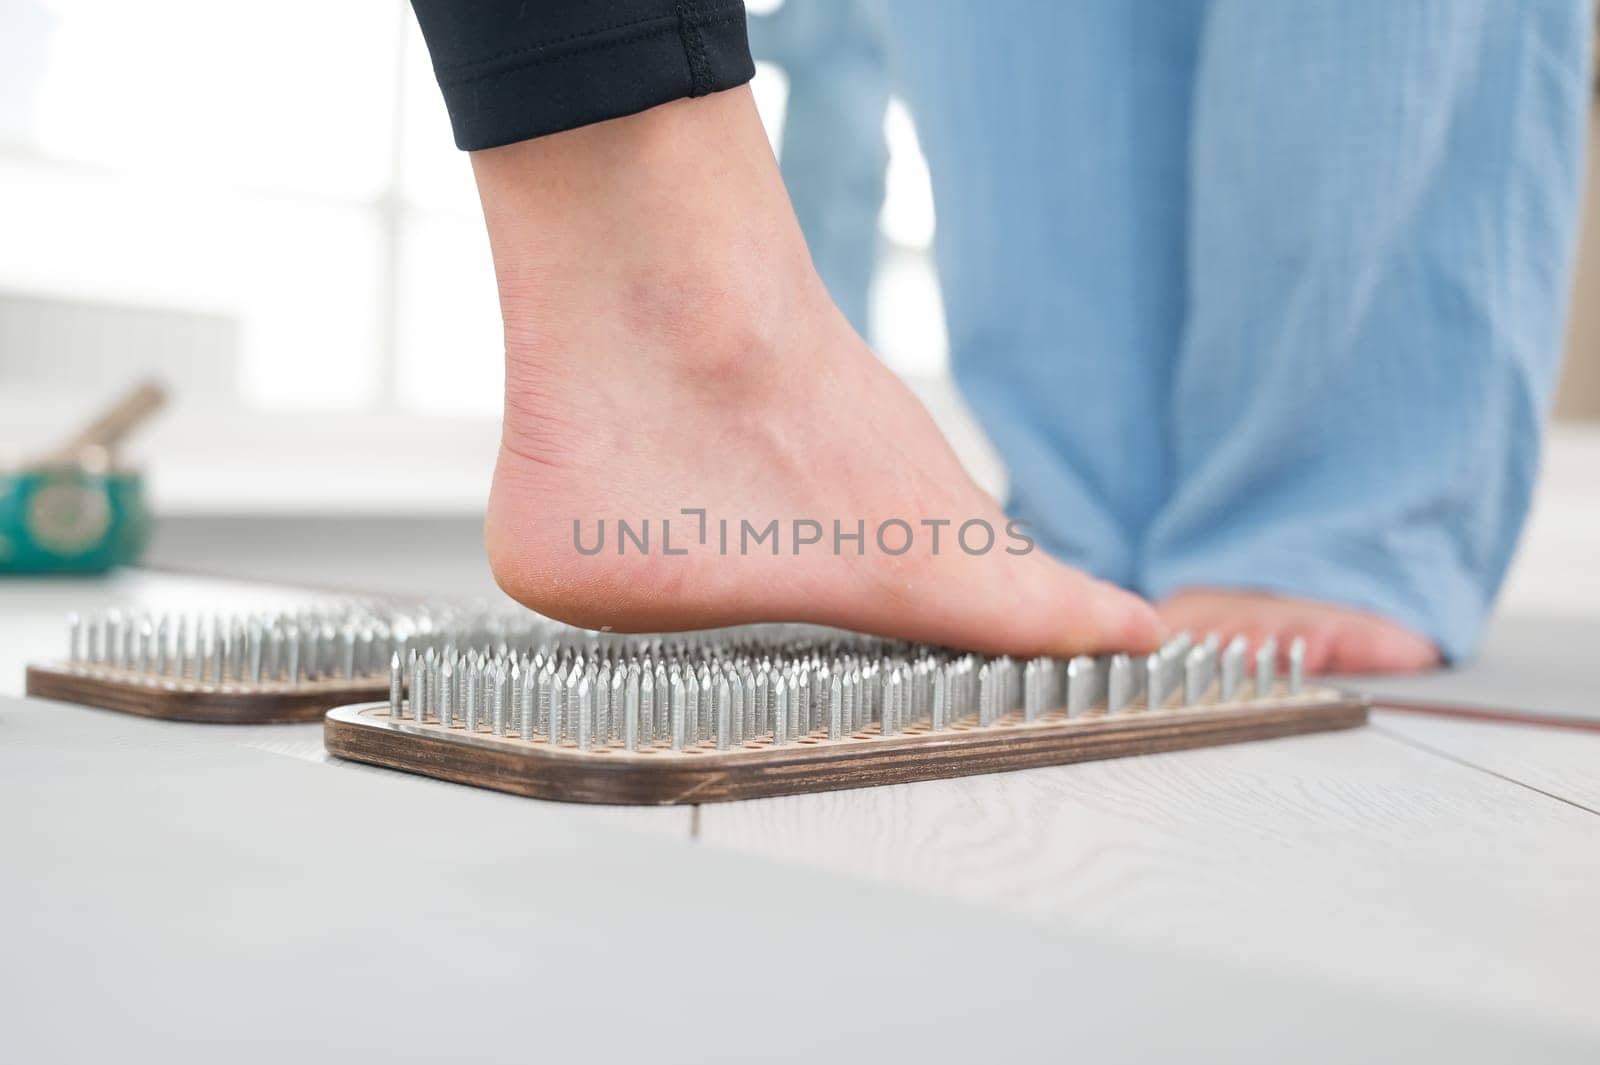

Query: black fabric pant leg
left=411, top=1, right=756, bottom=150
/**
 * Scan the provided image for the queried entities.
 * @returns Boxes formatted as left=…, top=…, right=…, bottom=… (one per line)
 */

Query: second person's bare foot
left=1156, top=588, right=1440, bottom=674
left=472, top=87, right=1161, bottom=658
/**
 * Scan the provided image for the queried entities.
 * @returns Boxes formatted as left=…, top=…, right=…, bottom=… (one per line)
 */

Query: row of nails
left=62, top=605, right=565, bottom=687
left=389, top=632, right=1308, bottom=752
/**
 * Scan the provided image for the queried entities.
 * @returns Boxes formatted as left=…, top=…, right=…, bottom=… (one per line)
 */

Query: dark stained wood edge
left=324, top=694, right=1370, bottom=805
left=1373, top=698, right=1600, bottom=734
left=24, top=661, right=387, bottom=724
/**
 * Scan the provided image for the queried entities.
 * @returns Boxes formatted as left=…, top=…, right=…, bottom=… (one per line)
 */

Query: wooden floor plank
left=1339, top=613, right=1600, bottom=725
left=1373, top=709, right=1600, bottom=813
left=10, top=691, right=1593, bottom=1063
left=696, top=725, right=1600, bottom=1036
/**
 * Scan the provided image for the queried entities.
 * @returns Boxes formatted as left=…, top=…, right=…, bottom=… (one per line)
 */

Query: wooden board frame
left=25, top=661, right=386, bottom=724
left=1374, top=698, right=1600, bottom=734
left=324, top=690, right=1369, bottom=805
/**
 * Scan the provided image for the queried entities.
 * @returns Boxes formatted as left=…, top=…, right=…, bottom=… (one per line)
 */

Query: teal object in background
left=0, top=469, right=150, bottom=574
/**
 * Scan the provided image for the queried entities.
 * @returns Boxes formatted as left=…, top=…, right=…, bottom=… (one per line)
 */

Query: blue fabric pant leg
left=749, top=1, right=890, bottom=337
left=885, top=0, right=1208, bottom=586
left=1142, top=0, right=1592, bottom=661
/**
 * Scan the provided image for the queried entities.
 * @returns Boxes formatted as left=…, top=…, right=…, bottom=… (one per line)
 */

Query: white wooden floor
left=6, top=568, right=1598, bottom=1051
left=694, top=718, right=1600, bottom=1035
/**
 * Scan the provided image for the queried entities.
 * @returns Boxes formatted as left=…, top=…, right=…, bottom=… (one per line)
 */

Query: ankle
left=470, top=86, right=810, bottom=314
left=497, top=252, right=815, bottom=388
left=472, top=86, right=825, bottom=388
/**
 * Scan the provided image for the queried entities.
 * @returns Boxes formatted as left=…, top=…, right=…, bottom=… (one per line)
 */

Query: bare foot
left=1156, top=588, right=1439, bottom=674
left=470, top=87, right=1161, bottom=658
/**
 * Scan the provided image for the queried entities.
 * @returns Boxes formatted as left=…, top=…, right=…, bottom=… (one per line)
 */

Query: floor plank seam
left=1372, top=723, right=1600, bottom=818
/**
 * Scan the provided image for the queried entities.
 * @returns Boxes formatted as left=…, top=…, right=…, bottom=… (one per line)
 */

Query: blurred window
left=0, top=0, right=945, bottom=420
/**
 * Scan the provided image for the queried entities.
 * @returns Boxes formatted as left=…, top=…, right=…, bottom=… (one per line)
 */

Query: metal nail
left=670, top=672, right=687, bottom=750
left=389, top=652, right=402, bottom=717
left=772, top=672, right=790, bottom=745
left=1183, top=644, right=1213, bottom=706
left=625, top=666, right=642, bottom=751
left=519, top=664, right=536, bottom=740
left=1255, top=638, right=1278, bottom=698
left=1220, top=636, right=1247, bottom=702
left=490, top=661, right=506, bottom=734
left=1066, top=656, right=1098, bottom=718
left=1107, top=654, right=1136, bottom=714
left=441, top=659, right=457, bottom=727
left=576, top=674, right=592, bottom=751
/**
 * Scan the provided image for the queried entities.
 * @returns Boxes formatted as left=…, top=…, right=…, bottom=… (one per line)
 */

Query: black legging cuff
left=411, top=1, right=756, bottom=151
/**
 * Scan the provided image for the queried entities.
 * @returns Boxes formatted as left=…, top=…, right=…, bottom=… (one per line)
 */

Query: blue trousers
left=886, top=0, right=1592, bottom=661
left=750, top=0, right=891, bottom=337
